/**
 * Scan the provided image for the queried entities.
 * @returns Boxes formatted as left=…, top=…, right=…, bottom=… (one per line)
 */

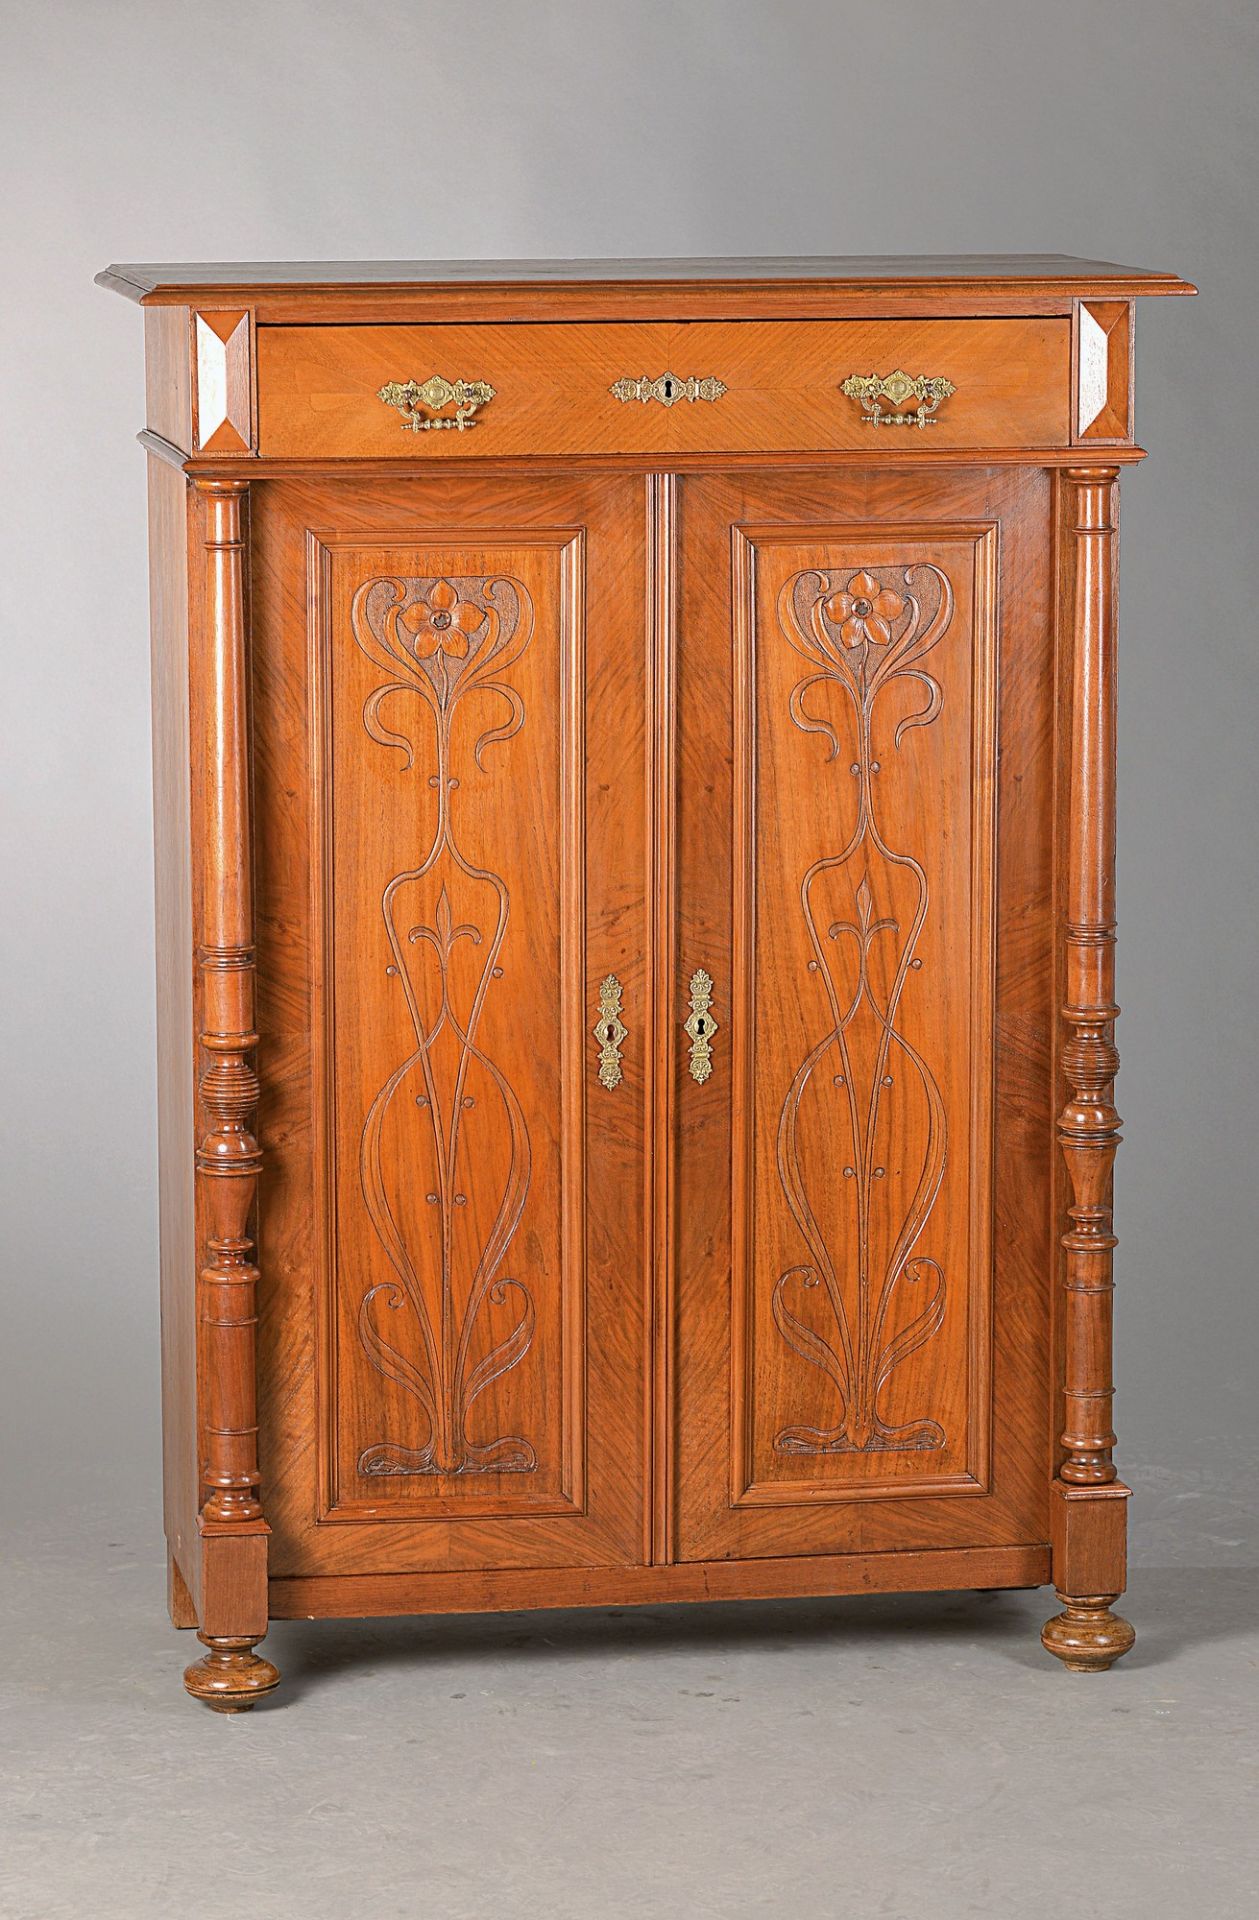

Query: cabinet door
left=673, top=470, right=1053, bottom=1562
left=251, top=475, right=648, bottom=1578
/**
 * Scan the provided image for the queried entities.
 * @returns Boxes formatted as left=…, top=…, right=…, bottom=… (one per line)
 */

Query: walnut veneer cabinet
left=99, top=255, right=1194, bottom=1710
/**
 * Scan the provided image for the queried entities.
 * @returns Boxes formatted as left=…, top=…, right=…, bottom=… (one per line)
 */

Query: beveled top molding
left=97, top=254, right=1196, bottom=323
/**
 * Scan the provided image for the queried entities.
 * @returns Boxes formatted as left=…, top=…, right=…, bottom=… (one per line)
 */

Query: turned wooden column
left=1042, top=466, right=1135, bottom=1673
left=183, top=478, right=278, bottom=1712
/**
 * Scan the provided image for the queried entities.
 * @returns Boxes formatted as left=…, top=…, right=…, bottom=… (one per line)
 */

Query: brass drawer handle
left=378, top=374, right=495, bottom=432
left=841, top=369, right=956, bottom=428
left=593, top=975, right=629, bottom=1090
left=685, top=968, right=718, bottom=1084
left=611, top=373, right=727, bottom=408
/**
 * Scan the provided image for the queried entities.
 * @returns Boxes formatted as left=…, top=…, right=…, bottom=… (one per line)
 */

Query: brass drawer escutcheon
left=378, top=374, right=496, bottom=432
left=841, top=369, right=956, bottom=428
left=611, top=373, right=727, bottom=408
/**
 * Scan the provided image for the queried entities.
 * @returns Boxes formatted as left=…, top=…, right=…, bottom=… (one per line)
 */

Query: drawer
left=256, top=317, right=1070, bottom=458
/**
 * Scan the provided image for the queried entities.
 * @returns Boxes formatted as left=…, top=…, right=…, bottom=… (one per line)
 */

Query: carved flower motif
left=400, top=579, right=485, bottom=659
left=825, top=571, right=905, bottom=650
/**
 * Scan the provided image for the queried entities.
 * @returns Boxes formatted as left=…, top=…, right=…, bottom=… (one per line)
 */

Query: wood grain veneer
left=257, top=318, right=1069, bottom=459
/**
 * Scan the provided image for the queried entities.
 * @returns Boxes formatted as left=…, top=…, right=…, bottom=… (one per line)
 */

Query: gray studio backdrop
left=1, top=0, right=1254, bottom=1560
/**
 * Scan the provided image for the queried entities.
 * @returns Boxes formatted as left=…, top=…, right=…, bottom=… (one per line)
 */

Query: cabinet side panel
left=144, top=307, right=193, bottom=453
left=147, top=452, right=200, bottom=1602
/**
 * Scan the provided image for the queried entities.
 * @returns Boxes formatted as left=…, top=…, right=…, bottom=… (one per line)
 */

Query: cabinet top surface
left=97, top=253, right=1194, bottom=311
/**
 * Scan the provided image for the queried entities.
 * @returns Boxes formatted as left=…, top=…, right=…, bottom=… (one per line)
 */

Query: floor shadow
left=988, top=1565, right=1259, bottom=1673
left=254, top=1566, right=1259, bottom=1700
left=1121, top=1565, right=1259, bottom=1663
left=260, top=1583, right=1051, bottom=1701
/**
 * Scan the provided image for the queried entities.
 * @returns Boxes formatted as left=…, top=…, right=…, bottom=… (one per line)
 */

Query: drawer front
left=257, top=318, right=1070, bottom=458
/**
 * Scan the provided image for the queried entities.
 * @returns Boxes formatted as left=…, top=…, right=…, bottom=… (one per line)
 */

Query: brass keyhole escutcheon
left=685, top=969, right=718, bottom=1084
left=593, top=975, right=628, bottom=1090
left=610, top=373, right=728, bottom=408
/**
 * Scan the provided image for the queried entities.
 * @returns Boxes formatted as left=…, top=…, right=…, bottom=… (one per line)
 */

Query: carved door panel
left=251, top=475, right=648, bottom=1576
left=673, top=470, right=1054, bottom=1562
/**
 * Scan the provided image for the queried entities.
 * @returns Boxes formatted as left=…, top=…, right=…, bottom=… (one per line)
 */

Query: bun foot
left=184, top=1632, right=280, bottom=1712
left=1041, top=1593, right=1135, bottom=1672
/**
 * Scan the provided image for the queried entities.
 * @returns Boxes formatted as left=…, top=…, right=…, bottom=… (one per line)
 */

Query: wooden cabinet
left=100, top=255, right=1194, bottom=1710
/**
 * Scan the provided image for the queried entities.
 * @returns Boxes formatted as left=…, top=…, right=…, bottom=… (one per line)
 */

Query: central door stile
left=647, top=471, right=679, bottom=1566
